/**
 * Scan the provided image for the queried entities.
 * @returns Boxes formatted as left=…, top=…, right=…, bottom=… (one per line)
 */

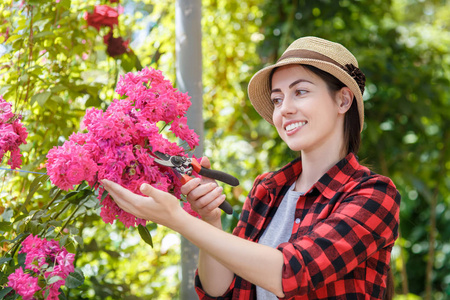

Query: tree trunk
left=176, top=0, right=203, bottom=299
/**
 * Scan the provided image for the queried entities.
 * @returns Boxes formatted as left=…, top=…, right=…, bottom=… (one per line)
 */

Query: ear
left=336, top=87, right=354, bottom=114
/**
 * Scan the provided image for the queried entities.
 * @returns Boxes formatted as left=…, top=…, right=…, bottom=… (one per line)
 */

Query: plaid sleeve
left=232, top=173, right=270, bottom=238
left=194, top=173, right=270, bottom=299
left=194, top=270, right=236, bottom=300
left=277, top=175, right=400, bottom=298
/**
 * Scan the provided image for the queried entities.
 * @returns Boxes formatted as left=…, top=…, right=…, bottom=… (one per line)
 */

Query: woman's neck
left=294, top=137, right=347, bottom=193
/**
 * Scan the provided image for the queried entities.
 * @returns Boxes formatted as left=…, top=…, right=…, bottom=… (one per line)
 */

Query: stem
left=1, top=233, right=29, bottom=272
left=56, top=197, right=89, bottom=239
left=42, top=189, right=63, bottom=211
left=49, top=202, right=71, bottom=223
left=424, top=129, right=448, bottom=300
left=399, top=229, right=409, bottom=295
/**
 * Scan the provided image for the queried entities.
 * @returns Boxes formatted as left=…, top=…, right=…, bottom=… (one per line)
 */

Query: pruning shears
left=151, top=151, right=239, bottom=214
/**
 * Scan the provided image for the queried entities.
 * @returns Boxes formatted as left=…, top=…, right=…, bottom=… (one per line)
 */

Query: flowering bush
left=0, top=95, right=28, bottom=169
left=7, top=235, right=75, bottom=300
left=84, top=4, right=130, bottom=57
left=103, top=31, right=130, bottom=57
left=46, top=67, right=199, bottom=227
left=83, top=5, right=118, bottom=31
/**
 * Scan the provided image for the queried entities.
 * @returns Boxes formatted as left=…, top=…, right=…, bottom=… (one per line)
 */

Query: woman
left=102, top=36, right=401, bottom=299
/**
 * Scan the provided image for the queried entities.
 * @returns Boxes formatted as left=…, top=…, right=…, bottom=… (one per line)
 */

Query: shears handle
left=180, top=171, right=234, bottom=215
left=189, top=158, right=240, bottom=187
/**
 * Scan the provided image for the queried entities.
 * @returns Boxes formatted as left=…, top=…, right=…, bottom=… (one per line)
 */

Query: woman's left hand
left=101, top=179, right=185, bottom=228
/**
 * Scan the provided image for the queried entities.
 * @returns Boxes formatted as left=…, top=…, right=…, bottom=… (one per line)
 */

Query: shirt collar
left=262, top=152, right=361, bottom=199
left=314, top=152, right=361, bottom=199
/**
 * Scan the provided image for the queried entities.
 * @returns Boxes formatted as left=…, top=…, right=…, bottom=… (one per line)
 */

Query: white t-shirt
left=256, top=182, right=303, bottom=299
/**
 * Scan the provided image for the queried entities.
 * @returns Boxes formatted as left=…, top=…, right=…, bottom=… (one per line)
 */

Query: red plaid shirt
left=195, top=152, right=400, bottom=299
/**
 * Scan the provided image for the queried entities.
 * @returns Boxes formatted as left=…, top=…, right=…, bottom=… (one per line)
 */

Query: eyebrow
left=271, top=79, right=313, bottom=94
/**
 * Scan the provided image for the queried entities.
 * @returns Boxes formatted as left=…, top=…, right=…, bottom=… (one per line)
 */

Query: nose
left=279, top=96, right=296, bottom=116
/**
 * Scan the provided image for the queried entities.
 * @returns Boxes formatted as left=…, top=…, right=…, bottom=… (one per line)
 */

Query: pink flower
left=46, top=141, right=98, bottom=191
left=46, top=67, right=199, bottom=227
left=8, top=267, right=41, bottom=300
left=170, top=117, right=199, bottom=149
left=0, top=99, right=14, bottom=122
left=0, top=96, right=28, bottom=169
left=10, top=235, right=76, bottom=299
left=19, top=235, right=47, bottom=272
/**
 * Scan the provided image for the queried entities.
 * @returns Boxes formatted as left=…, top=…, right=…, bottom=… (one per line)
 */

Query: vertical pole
left=176, top=0, right=202, bottom=299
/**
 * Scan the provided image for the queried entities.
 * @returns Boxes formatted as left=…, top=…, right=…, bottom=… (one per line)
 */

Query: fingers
left=180, top=177, right=202, bottom=195
left=200, top=156, right=211, bottom=169
left=140, top=183, right=178, bottom=204
left=185, top=181, right=220, bottom=204
left=101, top=180, right=183, bottom=226
left=102, top=179, right=140, bottom=202
left=102, top=179, right=149, bottom=218
left=197, top=193, right=226, bottom=214
left=191, top=183, right=223, bottom=209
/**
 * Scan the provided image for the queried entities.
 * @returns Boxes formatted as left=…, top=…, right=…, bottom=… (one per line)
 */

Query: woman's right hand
left=180, top=157, right=227, bottom=225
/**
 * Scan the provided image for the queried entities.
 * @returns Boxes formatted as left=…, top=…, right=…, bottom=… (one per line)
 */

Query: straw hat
left=248, top=36, right=366, bottom=131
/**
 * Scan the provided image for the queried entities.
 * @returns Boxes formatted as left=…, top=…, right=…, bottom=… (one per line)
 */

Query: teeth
left=285, top=122, right=306, bottom=131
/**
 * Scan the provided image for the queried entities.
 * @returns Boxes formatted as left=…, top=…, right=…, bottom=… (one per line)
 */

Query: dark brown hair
left=269, top=65, right=361, bottom=155
left=302, top=65, right=361, bottom=155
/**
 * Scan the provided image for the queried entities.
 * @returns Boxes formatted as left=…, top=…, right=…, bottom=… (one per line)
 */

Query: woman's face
left=271, top=65, right=348, bottom=153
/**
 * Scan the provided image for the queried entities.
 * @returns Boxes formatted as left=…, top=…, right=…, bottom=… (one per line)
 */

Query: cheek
left=272, top=109, right=283, bottom=129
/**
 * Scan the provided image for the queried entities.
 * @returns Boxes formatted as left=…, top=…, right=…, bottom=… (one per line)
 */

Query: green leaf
left=64, top=269, right=84, bottom=289
left=63, top=191, right=78, bottom=201
left=137, top=224, right=153, bottom=247
left=48, top=220, right=63, bottom=227
left=30, top=91, right=51, bottom=107
left=51, top=95, right=64, bottom=103
left=59, top=0, right=71, bottom=10
left=33, top=31, right=54, bottom=39
left=58, top=289, right=67, bottom=300
left=0, top=257, right=12, bottom=265
left=0, top=287, right=13, bottom=299
left=100, top=190, right=109, bottom=202
left=50, top=85, right=66, bottom=93
left=72, top=235, right=83, bottom=246
left=47, top=275, right=64, bottom=284
left=64, top=188, right=93, bottom=204
left=59, top=234, right=68, bottom=247
left=104, top=250, right=120, bottom=258
left=17, top=174, right=49, bottom=216
left=1, top=233, right=27, bottom=245
left=0, top=222, right=12, bottom=231
left=13, top=213, right=28, bottom=223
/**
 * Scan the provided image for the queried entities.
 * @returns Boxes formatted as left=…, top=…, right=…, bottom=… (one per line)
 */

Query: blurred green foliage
left=0, top=0, right=449, bottom=299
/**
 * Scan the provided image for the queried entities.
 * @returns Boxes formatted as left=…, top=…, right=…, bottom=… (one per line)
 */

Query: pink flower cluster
left=0, top=96, right=28, bottom=169
left=46, top=67, right=200, bottom=227
left=7, top=235, right=75, bottom=300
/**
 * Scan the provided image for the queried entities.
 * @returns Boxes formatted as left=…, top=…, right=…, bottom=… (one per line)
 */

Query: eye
left=295, top=89, right=307, bottom=96
left=271, top=97, right=283, bottom=106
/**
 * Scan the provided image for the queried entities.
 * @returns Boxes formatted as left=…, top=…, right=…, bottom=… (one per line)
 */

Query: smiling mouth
left=285, top=121, right=307, bottom=132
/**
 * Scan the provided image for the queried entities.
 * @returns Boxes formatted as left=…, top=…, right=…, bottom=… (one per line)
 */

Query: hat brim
left=248, top=58, right=364, bottom=131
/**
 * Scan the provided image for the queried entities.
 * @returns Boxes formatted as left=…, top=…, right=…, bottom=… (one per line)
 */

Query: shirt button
left=295, top=218, right=300, bottom=224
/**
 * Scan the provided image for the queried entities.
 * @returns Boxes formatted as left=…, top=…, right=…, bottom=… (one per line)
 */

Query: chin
left=285, top=142, right=306, bottom=152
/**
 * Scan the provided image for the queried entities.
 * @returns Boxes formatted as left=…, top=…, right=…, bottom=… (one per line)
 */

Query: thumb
left=140, top=183, right=156, bottom=196
left=200, top=156, right=211, bottom=169
left=140, top=183, right=177, bottom=202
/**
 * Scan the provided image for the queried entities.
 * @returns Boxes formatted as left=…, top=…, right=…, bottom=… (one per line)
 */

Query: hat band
left=278, top=49, right=344, bottom=68
left=278, top=49, right=365, bottom=94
